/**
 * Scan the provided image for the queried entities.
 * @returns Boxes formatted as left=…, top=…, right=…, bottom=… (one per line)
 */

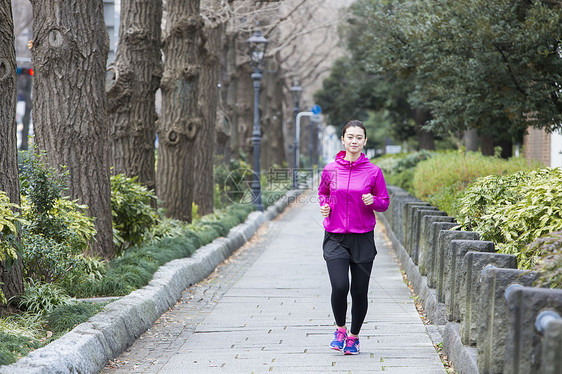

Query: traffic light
left=16, top=67, right=34, bottom=76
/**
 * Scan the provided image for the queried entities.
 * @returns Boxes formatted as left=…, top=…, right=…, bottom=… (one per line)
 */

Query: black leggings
left=326, top=258, right=373, bottom=335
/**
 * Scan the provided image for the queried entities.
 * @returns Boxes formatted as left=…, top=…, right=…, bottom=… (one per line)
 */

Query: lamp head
left=290, top=78, right=302, bottom=102
left=247, top=30, right=268, bottom=70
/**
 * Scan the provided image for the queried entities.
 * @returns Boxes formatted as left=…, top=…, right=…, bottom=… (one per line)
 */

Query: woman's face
left=341, top=126, right=367, bottom=155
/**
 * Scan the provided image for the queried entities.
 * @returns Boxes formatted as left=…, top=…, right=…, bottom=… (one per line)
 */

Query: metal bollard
left=535, top=310, right=561, bottom=334
left=504, top=283, right=524, bottom=301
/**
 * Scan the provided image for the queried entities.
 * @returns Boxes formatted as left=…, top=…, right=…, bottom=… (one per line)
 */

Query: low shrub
left=110, top=174, right=159, bottom=254
left=524, top=231, right=562, bottom=289
left=376, top=151, right=433, bottom=194
left=455, top=168, right=562, bottom=269
left=17, top=280, right=74, bottom=314
left=412, top=151, right=535, bottom=214
left=0, top=191, right=26, bottom=304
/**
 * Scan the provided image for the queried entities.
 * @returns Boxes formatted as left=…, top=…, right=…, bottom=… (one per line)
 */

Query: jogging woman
left=318, top=120, right=389, bottom=355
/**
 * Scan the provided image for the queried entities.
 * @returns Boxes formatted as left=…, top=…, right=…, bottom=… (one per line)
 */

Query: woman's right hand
left=320, top=204, right=331, bottom=217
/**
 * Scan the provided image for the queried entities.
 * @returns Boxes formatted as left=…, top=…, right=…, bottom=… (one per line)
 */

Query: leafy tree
left=341, top=0, right=562, bottom=155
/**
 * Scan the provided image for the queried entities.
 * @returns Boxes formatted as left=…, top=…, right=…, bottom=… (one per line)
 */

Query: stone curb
left=0, top=190, right=301, bottom=374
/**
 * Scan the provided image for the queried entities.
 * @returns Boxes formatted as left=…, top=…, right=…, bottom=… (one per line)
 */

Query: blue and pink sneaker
left=344, top=336, right=360, bottom=355
left=329, top=328, right=347, bottom=351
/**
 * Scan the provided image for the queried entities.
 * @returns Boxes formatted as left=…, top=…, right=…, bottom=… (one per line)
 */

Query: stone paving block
left=445, top=240, right=494, bottom=322
left=436, top=230, right=479, bottom=303
left=505, top=287, right=562, bottom=374
left=426, top=222, right=458, bottom=288
left=477, top=267, right=539, bottom=374
left=459, top=252, right=517, bottom=346
left=419, top=215, right=455, bottom=276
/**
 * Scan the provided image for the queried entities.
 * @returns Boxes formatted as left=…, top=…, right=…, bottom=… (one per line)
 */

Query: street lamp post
left=247, top=30, right=268, bottom=211
left=290, top=79, right=302, bottom=189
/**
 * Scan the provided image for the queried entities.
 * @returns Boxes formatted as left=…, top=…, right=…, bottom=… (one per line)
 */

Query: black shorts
left=322, top=230, right=377, bottom=263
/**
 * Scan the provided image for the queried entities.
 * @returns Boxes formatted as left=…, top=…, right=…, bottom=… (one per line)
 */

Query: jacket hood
left=335, top=151, right=370, bottom=166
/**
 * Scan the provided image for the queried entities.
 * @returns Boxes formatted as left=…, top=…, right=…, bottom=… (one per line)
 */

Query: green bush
left=110, top=174, right=159, bottom=254
left=19, top=149, right=97, bottom=286
left=376, top=151, right=433, bottom=194
left=22, top=235, right=78, bottom=283
left=17, top=280, right=74, bottom=314
left=0, top=191, right=26, bottom=304
left=455, top=168, right=562, bottom=268
left=524, top=231, right=562, bottom=289
left=19, top=149, right=68, bottom=241
left=214, top=158, right=253, bottom=208
left=412, top=151, right=535, bottom=214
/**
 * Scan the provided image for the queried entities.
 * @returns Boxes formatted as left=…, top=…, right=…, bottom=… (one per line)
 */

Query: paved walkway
left=101, top=196, right=446, bottom=373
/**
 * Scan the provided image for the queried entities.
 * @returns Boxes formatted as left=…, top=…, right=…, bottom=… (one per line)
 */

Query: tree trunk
left=30, top=0, right=114, bottom=259
left=463, top=128, right=480, bottom=152
left=157, top=0, right=203, bottom=221
left=194, top=18, right=223, bottom=216
left=413, top=108, right=435, bottom=150
left=0, top=2, right=24, bottom=305
left=260, top=53, right=285, bottom=171
left=107, top=0, right=162, bottom=197
left=220, top=32, right=239, bottom=161
left=237, top=62, right=254, bottom=160
left=480, top=134, right=494, bottom=156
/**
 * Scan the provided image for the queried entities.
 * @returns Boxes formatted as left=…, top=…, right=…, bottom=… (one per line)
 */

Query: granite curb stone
left=0, top=190, right=300, bottom=374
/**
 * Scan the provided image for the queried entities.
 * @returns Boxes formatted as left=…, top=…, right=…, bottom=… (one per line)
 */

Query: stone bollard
left=436, top=231, right=480, bottom=304
left=459, top=252, right=517, bottom=346
left=540, top=318, right=562, bottom=374
left=445, top=240, right=495, bottom=322
left=384, top=186, right=408, bottom=229
left=388, top=189, right=417, bottom=247
left=418, top=215, right=454, bottom=276
left=405, top=203, right=436, bottom=256
left=504, top=287, right=562, bottom=374
left=402, top=201, right=431, bottom=253
left=411, top=208, right=440, bottom=265
left=426, top=222, right=458, bottom=288
left=477, top=267, right=539, bottom=374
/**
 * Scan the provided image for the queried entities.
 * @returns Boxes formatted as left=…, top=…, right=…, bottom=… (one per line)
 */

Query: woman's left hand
left=362, top=194, right=374, bottom=206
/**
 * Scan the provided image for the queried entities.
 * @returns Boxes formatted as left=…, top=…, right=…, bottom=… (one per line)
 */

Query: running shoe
left=329, top=328, right=347, bottom=351
left=344, top=336, right=360, bottom=355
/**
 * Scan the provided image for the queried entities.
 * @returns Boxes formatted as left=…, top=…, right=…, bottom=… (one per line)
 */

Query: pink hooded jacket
left=318, top=151, right=389, bottom=234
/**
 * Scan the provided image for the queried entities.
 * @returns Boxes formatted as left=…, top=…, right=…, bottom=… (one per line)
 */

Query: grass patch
left=46, top=302, right=107, bottom=335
